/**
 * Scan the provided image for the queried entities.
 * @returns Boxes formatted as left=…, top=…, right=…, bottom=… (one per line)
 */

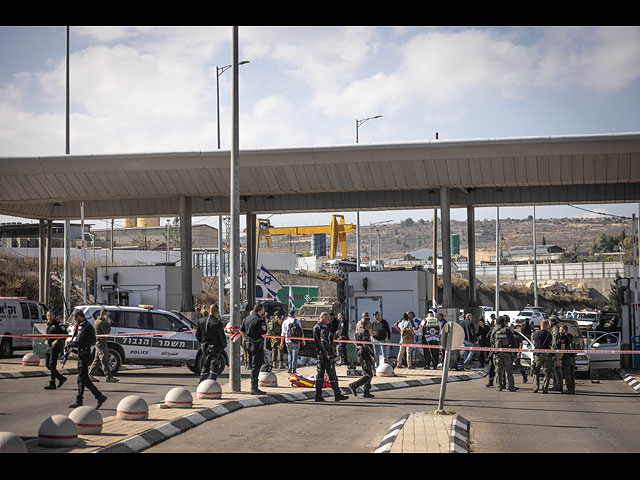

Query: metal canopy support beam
left=218, top=215, right=225, bottom=315
left=440, top=187, right=452, bottom=308
left=467, top=205, right=476, bottom=307
left=38, top=219, right=45, bottom=302
left=229, top=27, right=241, bottom=393
left=246, top=212, right=257, bottom=309
left=180, top=195, right=193, bottom=312
left=45, top=219, right=52, bottom=306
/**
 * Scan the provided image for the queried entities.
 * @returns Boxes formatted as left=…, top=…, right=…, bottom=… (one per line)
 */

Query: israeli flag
left=256, top=265, right=283, bottom=299
left=288, top=283, right=296, bottom=310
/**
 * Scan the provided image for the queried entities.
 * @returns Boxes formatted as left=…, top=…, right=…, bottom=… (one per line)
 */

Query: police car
left=67, top=305, right=203, bottom=375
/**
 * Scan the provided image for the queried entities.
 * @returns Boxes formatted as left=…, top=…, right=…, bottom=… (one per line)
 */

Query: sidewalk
left=0, top=356, right=479, bottom=453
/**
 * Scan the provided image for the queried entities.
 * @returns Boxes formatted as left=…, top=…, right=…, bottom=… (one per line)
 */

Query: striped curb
left=450, top=414, right=470, bottom=453
left=617, top=368, right=640, bottom=394
left=374, top=414, right=409, bottom=453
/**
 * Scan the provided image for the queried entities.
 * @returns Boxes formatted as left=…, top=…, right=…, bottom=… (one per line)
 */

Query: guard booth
left=346, top=270, right=431, bottom=358
left=616, top=277, right=639, bottom=368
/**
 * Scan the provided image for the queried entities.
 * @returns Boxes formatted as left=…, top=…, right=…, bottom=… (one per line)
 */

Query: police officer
left=558, top=324, right=576, bottom=394
left=88, top=310, right=119, bottom=383
left=196, top=303, right=227, bottom=384
left=313, top=311, right=349, bottom=402
left=491, top=316, right=517, bottom=392
left=532, top=318, right=553, bottom=393
left=420, top=313, right=441, bottom=369
left=44, top=311, right=67, bottom=390
left=349, top=316, right=375, bottom=398
left=240, top=303, right=268, bottom=395
left=68, top=311, right=107, bottom=409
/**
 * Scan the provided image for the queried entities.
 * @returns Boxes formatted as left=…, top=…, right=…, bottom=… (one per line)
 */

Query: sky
left=1, top=25, right=640, bottom=233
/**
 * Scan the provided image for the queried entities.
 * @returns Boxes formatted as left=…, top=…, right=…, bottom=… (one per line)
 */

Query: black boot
left=44, top=381, right=56, bottom=390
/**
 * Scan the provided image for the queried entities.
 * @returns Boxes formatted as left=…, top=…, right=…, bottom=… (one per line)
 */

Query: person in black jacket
left=336, top=312, right=350, bottom=366
left=68, top=311, right=107, bottom=409
left=476, top=319, right=491, bottom=367
left=196, top=303, right=227, bottom=384
left=313, top=312, right=348, bottom=402
left=241, top=303, right=268, bottom=395
left=44, top=311, right=68, bottom=390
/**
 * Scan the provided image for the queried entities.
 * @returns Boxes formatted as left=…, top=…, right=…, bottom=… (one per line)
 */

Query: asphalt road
left=2, top=363, right=639, bottom=453
left=145, top=368, right=640, bottom=453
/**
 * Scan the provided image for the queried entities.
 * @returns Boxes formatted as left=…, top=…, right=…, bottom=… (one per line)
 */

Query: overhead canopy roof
left=1, top=132, right=639, bottom=220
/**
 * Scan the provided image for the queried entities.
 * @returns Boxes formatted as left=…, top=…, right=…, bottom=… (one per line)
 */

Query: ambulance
left=0, top=297, right=49, bottom=358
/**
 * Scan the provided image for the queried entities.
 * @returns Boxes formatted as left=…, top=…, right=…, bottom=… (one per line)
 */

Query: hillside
left=264, top=215, right=632, bottom=262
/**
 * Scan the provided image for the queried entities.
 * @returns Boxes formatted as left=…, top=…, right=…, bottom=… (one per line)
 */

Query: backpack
left=288, top=320, right=303, bottom=340
left=401, top=321, right=415, bottom=343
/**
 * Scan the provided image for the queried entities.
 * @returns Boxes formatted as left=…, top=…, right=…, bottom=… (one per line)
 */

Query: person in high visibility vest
left=420, top=313, right=441, bottom=370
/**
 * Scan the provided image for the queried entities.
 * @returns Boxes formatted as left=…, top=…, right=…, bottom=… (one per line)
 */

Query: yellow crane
left=250, top=214, right=356, bottom=259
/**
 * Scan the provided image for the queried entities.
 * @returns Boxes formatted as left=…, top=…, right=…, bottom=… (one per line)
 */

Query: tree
left=607, top=273, right=622, bottom=310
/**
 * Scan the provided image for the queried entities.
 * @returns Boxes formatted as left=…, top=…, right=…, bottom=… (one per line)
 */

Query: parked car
left=513, top=308, right=545, bottom=329
left=0, top=297, right=49, bottom=357
left=66, top=305, right=204, bottom=375
left=571, top=310, right=601, bottom=334
left=575, top=329, right=621, bottom=379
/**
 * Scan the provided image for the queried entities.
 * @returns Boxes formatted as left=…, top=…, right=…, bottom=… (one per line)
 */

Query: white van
left=0, top=297, right=49, bottom=357
left=68, top=305, right=207, bottom=375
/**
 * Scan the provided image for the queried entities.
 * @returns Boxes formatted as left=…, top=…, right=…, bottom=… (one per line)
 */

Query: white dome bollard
left=258, top=370, right=278, bottom=387
left=376, top=362, right=395, bottom=377
left=164, top=387, right=193, bottom=408
left=0, top=432, right=28, bottom=453
left=116, top=395, right=149, bottom=421
left=22, top=352, right=40, bottom=367
left=68, top=406, right=103, bottom=434
left=37, top=415, right=78, bottom=447
left=196, top=379, right=222, bottom=400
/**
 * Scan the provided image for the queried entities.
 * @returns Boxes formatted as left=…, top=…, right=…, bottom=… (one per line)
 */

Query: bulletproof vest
left=492, top=327, right=510, bottom=348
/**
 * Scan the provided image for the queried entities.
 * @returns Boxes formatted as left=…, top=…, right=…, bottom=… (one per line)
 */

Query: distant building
left=92, top=224, right=218, bottom=250
left=0, top=222, right=87, bottom=248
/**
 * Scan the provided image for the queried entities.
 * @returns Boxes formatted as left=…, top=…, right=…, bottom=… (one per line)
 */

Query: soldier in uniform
left=240, top=303, right=268, bottom=395
left=267, top=312, right=284, bottom=369
left=558, top=324, right=576, bottom=394
left=68, top=311, right=107, bottom=409
left=313, top=311, right=349, bottom=402
left=44, top=311, right=68, bottom=390
left=349, top=316, right=375, bottom=398
left=88, top=310, right=119, bottom=383
left=196, top=303, right=227, bottom=384
left=549, top=316, right=563, bottom=391
left=532, top=318, right=554, bottom=393
left=491, top=316, right=517, bottom=392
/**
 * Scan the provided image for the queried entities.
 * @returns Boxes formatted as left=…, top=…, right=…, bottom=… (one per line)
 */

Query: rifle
left=60, top=321, right=79, bottom=369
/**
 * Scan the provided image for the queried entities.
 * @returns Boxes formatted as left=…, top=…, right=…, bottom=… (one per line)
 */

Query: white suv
left=68, top=305, right=203, bottom=375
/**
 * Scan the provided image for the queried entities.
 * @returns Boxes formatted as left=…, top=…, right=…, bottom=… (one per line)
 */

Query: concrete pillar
left=180, top=196, right=193, bottom=312
left=433, top=208, right=438, bottom=307
left=245, top=213, right=257, bottom=309
left=440, top=187, right=452, bottom=308
left=467, top=206, right=476, bottom=307
left=45, top=219, right=52, bottom=306
left=39, top=220, right=45, bottom=302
